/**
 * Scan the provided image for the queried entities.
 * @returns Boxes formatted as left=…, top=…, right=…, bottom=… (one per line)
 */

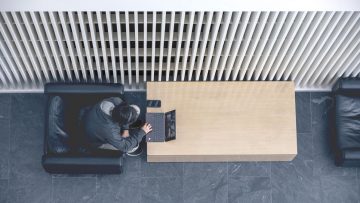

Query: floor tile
left=0, top=118, right=10, bottom=180
left=95, top=175, right=141, bottom=203
left=52, top=177, right=97, bottom=203
left=141, top=177, right=183, bottom=203
left=0, top=179, right=9, bottom=203
left=141, top=160, right=183, bottom=178
left=8, top=176, right=52, bottom=203
left=320, top=175, right=359, bottom=203
left=295, top=92, right=311, bottom=133
left=228, top=162, right=270, bottom=177
left=0, top=94, right=10, bottom=179
left=271, top=159, right=321, bottom=203
left=11, top=94, right=46, bottom=119
left=297, top=133, right=313, bottom=161
left=183, top=163, right=228, bottom=203
left=228, top=176, right=271, bottom=203
left=123, top=155, right=142, bottom=177
left=10, top=99, right=48, bottom=179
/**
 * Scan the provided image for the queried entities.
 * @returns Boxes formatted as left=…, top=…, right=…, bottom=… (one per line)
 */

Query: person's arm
left=107, top=128, right=146, bottom=152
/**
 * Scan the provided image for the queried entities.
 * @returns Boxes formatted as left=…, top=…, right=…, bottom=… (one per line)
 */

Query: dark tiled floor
left=0, top=92, right=359, bottom=203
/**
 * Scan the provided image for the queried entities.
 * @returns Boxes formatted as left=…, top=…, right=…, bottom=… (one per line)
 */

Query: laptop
left=146, top=110, right=176, bottom=142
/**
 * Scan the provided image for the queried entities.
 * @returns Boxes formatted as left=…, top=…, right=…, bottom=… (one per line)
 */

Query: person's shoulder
left=102, top=97, right=123, bottom=105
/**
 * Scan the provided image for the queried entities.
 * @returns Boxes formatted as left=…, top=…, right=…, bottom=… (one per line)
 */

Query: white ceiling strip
left=210, top=12, right=231, bottom=81
left=97, top=11, right=110, bottom=82
left=69, top=11, right=88, bottom=81
left=203, top=12, right=222, bottom=81
left=87, top=11, right=102, bottom=81
left=232, top=12, right=261, bottom=80
left=12, top=12, right=44, bottom=84
left=239, top=12, right=269, bottom=81
left=188, top=11, right=204, bottom=81
left=173, top=11, right=185, bottom=81
left=246, top=12, right=278, bottom=81
left=195, top=11, right=213, bottom=81
left=158, top=11, right=166, bottom=81
left=115, top=12, right=125, bottom=84
left=217, top=12, right=240, bottom=80
left=78, top=12, right=95, bottom=81
left=181, top=11, right=195, bottom=81
left=253, top=12, right=287, bottom=80
left=106, top=11, right=117, bottom=83
left=225, top=12, right=251, bottom=80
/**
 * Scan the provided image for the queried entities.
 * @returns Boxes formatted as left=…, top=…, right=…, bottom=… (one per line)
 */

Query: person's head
left=111, top=103, right=140, bottom=126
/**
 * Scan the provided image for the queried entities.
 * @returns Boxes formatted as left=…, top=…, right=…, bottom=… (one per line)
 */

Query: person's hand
left=121, top=130, right=130, bottom=138
left=141, top=123, right=153, bottom=134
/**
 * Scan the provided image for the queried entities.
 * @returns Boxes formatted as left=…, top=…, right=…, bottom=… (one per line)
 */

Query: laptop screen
left=165, top=110, right=176, bottom=141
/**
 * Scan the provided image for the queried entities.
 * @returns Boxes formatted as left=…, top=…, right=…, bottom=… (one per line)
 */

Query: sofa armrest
left=42, top=154, right=123, bottom=174
left=335, top=149, right=360, bottom=167
left=44, top=83, right=124, bottom=95
left=332, top=78, right=360, bottom=94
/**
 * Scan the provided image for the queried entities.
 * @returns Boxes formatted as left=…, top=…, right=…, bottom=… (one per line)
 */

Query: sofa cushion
left=47, top=96, right=70, bottom=154
left=336, top=94, right=360, bottom=150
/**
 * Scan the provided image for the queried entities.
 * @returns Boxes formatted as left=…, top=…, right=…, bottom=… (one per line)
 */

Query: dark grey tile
left=10, top=106, right=48, bottom=179
left=8, top=176, right=52, bottom=203
left=320, top=176, right=358, bottom=203
left=0, top=94, right=10, bottom=179
left=271, top=159, right=321, bottom=203
left=11, top=94, right=46, bottom=119
left=0, top=179, right=9, bottom=203
left=228, top=162, right=270, bottom=177
left=228, top=176, right=271, bottom=203
left=0, top=118, right=10, bottom=180
left=141, top=160, right=183, bottom=177
left=123, top=156, right=141, bottom=177
left=297, top=133, right=313, bottom=161
left=52, top=177, right=97, bottom=203
left=296, top=92, right=311, bottom=133
left=0, top=94, right=11, bottom=113
left=95, top=175, right=141, bottom=203
left=311, top=93, right=356, bottom=176
left=141, top=177, right=183, bottom=203
left=183, top=163, right=227, bottom=203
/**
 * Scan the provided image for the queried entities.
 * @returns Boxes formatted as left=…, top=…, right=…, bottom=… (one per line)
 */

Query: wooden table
left=146, top=82, right=297, bottom=162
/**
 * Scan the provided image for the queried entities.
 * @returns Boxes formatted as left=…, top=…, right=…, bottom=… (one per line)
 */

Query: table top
left=146, top=81, right=297, bottom=162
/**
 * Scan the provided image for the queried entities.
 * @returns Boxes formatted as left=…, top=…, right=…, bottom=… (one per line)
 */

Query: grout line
left=228, top=174, right=273, bottom=178
left=95, top=175, right=98, bottom=200
left=270, top=161, right=272, bottom=203
left=6, top=178, right=9, bottom=203
left=182, top=162, right=184, bottom=203
left=51, top=175, right=54, bottom=203
left=7, top=95, right=11, bottom=180
left=226, top=161, right=229, bottom=203
left=310, top=92, right=314, bottom=163
left=51, top=176, right=97, bottom=179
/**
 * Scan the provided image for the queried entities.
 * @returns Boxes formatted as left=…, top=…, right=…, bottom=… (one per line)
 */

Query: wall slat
left=0, top=11, right=359, bottom=90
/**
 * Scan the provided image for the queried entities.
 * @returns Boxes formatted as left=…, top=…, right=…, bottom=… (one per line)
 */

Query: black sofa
left=333, top=78, right=360, bottom=167
left=42, top=83, right=125, bottom=174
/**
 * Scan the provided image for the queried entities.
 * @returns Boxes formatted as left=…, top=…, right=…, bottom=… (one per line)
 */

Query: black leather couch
left=333, top=78, right=360, bottom=167
left=42, top=83, right=125, bottom=174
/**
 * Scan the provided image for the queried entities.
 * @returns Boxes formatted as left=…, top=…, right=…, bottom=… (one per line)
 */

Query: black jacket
left=82, top=97, right=145, bottom=152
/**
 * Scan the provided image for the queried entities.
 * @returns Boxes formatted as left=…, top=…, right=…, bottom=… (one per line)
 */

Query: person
left=82, top=97, right=152, bottom=156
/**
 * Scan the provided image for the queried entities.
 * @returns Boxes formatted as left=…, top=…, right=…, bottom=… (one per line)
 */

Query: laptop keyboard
left=146, top=113, right=165, bottom=142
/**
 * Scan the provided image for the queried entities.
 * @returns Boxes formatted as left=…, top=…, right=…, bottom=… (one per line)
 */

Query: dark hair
left=111, top=103, right=138, bottom=125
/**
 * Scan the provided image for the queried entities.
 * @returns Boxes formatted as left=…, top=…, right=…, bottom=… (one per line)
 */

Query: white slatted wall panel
left=0, top=11, right=359, bottom=90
